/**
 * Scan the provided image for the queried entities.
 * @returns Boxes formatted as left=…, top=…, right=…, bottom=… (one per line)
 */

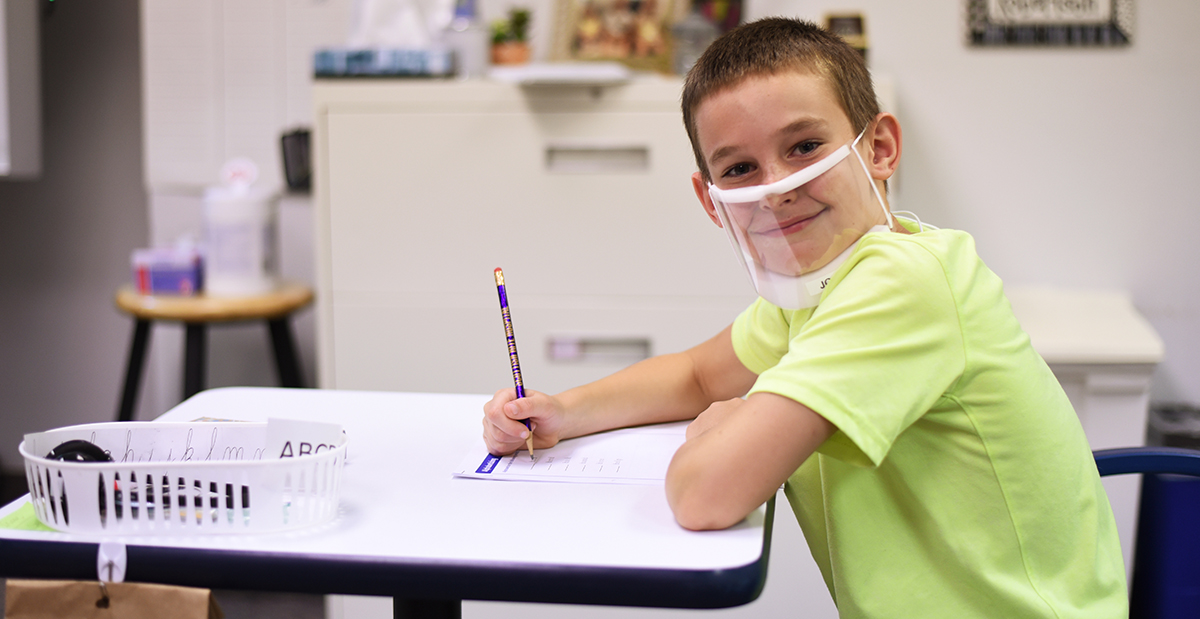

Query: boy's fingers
left=486, top=416, right=535, bottom=447
left=484, top=389, right=520, bottom=422
left=503, top=391, right=543, bottom=421
left=484, top=388, right=517, bottom=413
left=483, top=431, right=521, bottom=456
left=483, top=413, right=528, bottom=443
left=482, top=425, right=523, bottom=456
left=503, top=399, right=526, bottom=421
left=483, top=388, right=550, bottom=454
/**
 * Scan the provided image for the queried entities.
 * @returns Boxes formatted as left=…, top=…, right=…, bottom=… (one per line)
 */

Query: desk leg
left=116, top=319, right=152, bottom=422
left=393, top=599, right=461, bottom=619
left=267, top=317, right=305, bottom=388
left=184, top=322, right=206, bottom=399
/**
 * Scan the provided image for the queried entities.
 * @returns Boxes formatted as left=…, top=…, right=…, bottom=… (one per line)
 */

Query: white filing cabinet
left=312, top=77, right=756, bottom=395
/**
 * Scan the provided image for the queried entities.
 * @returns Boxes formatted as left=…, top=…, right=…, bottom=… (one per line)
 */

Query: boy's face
left=691, top=70, right=888, bottom=276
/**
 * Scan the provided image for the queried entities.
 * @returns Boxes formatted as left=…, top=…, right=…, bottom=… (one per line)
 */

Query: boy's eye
left=791, top=141, right=821, bottom=156
left=721, top=163, right=754, bottom=179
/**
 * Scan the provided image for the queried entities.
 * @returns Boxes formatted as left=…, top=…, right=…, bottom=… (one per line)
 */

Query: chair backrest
left=1094, top=446, right=1200, bottom=618
left=1093, top=446, right=1200, bottom=477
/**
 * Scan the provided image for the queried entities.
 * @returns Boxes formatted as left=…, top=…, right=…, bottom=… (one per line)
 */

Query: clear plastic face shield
left=707, top=129, right=894, bottom=309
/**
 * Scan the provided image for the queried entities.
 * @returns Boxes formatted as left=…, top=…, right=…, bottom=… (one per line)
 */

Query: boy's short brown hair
left=682, top=17, right=880, bottom=182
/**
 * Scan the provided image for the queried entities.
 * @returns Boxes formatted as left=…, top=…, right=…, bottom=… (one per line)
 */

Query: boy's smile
left=759, top=210, right=823, bottom=236
left=691, top=70, right=891, bottom=276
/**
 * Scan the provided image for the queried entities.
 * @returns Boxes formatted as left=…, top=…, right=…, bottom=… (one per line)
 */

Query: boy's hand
left=686, top=398, right=745, bottom=441
left=482, top=388, right=569, bottom=455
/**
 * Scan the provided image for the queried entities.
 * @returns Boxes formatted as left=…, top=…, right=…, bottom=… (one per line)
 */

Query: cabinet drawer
left=330, top=294, right=751, bottom=395
left=324, top=93, right=747, bottom=300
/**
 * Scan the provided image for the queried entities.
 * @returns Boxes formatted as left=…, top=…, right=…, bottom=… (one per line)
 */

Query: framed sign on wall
left=967, top=0, right=1134, bottom=47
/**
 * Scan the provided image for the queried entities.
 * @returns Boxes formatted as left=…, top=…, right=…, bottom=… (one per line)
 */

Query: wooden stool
left=114, top=282, right=314, bottom=422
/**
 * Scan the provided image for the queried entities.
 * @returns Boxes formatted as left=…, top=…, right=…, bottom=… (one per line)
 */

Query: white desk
left=0, top=387, right=770, bottom=616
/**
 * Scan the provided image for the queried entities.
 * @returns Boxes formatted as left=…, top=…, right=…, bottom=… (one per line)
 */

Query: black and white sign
left=967, top=0, right=1133, bottom=46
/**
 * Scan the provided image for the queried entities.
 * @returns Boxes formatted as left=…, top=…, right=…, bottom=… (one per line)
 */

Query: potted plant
left=491, top=7, right=531, bottom=65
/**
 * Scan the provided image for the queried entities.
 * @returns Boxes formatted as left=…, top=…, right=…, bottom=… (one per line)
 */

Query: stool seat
left=115, top=282, right=313, bottom=323
left=113, top=282, right=314, bottom=422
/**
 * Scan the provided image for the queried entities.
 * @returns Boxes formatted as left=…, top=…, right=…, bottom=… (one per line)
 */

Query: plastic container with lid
left=203, top=159, right=279, bottom=296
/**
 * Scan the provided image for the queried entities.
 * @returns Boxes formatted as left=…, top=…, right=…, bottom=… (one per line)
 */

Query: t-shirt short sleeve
left=732, top=300, right=801, bottom=375
left=733, top=236, right=967, bottom=468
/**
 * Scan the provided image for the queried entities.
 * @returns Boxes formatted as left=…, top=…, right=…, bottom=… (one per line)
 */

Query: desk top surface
left=0, top=388, right=769, bottom=607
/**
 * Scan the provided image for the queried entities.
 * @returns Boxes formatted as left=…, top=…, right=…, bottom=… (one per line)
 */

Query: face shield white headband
left=707, top=129, right=894, bottom=309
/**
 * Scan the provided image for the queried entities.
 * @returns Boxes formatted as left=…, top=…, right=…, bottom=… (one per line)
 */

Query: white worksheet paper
left=453, top=421, right=688, bottom=485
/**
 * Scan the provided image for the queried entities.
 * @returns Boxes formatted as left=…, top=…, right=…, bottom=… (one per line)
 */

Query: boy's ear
left=866, top=113, right=902, bottom=181
left=692, top=171, right=723, bottom=228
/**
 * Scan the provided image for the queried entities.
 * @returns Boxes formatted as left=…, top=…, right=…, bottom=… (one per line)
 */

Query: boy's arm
left=666, top=392, right=836, bottom=531
left=482, top=325, right=756, bottom=454
left=560, top=324, right=757, bottom=435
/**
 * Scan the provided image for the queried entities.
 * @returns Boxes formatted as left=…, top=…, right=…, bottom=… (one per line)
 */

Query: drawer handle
left=545, top=144, right=649, bottom=173
left=546, top=336, right=651, bottom=363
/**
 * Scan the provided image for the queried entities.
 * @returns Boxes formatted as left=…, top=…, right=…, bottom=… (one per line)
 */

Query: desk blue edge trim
left=0, top=498, right=773, bottom=609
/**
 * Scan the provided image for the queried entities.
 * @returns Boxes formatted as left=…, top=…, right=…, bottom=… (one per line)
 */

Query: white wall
left=137, top=0, right=345, bottom=420
left=0, top=1, right=147, bottom=471
left=751, top=0, right=1200, bottom=404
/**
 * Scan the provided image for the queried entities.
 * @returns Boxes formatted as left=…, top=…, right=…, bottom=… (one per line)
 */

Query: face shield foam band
left=705, top=128, right=893, bottom=309
left=708, top=143, right=853, bottom=205
left=708, top=130, right=893, bottom=229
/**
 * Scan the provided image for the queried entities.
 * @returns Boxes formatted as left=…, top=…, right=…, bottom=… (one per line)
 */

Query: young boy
left=482, top=17, right=1126, bottom=618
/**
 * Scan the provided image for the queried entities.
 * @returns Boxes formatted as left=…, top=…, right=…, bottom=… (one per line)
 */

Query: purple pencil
left=494, top=268, right=535, bottom=457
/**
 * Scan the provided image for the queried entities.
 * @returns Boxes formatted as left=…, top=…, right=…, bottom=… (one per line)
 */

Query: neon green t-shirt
left=732, top=228, right=1127, bottom=618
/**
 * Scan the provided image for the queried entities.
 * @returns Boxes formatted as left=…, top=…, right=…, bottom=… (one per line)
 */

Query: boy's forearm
left=666, top=392, right=836, bottom=530
left=556, top=352, right=715, bottom=438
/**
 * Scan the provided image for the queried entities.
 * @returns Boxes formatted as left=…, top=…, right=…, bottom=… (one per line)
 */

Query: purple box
left=131, top=247, right=203, bottom=295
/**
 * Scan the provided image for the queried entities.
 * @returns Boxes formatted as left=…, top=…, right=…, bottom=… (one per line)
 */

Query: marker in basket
left=494, top=268, right=535, bottom=458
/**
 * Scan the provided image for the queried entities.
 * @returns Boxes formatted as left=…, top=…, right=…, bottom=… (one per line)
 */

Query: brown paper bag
left=4, top=579, right=223, bottom=619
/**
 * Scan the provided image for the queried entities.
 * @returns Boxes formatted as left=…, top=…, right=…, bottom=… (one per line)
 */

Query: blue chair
left=1094, top=446, right=1200, bottom=619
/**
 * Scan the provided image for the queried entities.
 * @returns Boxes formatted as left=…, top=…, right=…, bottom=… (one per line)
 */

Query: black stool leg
left=116, top=319, right=152, bottom=422
left=267, top=317, right=305, bottom=388
left=184, top=322, right=206, bottom=399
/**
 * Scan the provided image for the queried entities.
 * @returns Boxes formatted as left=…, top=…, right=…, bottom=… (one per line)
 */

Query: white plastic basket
left=19, top=420, right=347, bottom=535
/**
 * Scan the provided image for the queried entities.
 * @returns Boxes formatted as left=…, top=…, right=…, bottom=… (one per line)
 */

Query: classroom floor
left=0, top=473, right=325, bottom=619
